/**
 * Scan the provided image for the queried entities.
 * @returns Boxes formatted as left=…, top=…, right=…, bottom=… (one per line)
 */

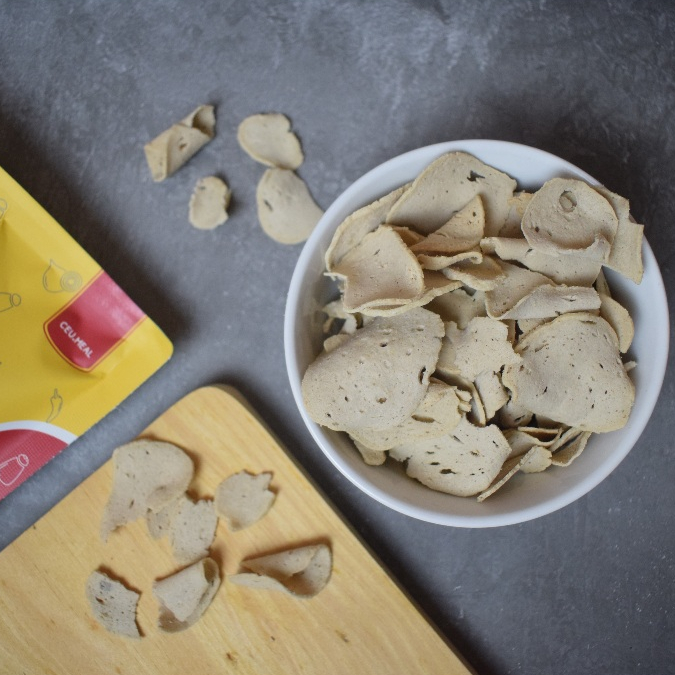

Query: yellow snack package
left=0, top=167, right=173, bottom=500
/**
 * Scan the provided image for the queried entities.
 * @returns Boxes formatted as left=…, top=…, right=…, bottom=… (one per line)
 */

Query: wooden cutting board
left=0, top=386, right=474, bottom=675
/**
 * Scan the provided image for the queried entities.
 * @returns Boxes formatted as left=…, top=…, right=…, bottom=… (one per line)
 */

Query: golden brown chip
left=144, top=105, right=215, bottom=182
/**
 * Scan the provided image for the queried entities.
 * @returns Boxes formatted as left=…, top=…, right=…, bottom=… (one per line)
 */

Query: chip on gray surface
left=237, top=112, right=304, bottom=169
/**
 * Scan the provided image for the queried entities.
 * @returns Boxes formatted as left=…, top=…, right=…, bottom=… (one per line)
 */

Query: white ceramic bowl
left=284, top=140, right=669, bottom=527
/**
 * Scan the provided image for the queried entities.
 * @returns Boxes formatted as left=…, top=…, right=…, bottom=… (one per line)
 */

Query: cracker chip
left=445, top=317, right=521, bottom=381
left=410, top=195, right=485, bottom=256
left=325, top=184, right=409, bottom=271
left=331, top=225, right=425, bottom=312
left=595, top=186, right=644, bottom=283
left=100, top=440, right=193, bottom=542
left=440, top=254, right=505, bottom=291
left=214, top=471, right=276, bottom=531
left=301, top=307, right=444, bottom=434
left=485, top=261, right=600, bottom=320
left=427, top=288, right=487, bottom=328
left=256, top=168, right=323, bottom=244
left=153, top=558, right=220, bottom=633
left=550, top=430, right=592, bottom=466
left=237, top=113, right=303, bottom=170
left=502, top=313, right=635, bottom=432
left=521, top=178, right=618, bottom=262
left=474, top=370, right=509, bottom=421
left=498, top=191, right=534, bottom=237
left=188, top=176, right=231, bottom=230
left=229, top=544, right=332, bottom=598
left=86, top=570, right=141, bottom=639
left=349, top=379, right=464, bottom=451
left=351, top=438, right=387, bottom=466
left=168, top=497, right=218, bottom=565
left=599, top=293, right=634, bottom=354
left=481, top=236, right=602, bottom=286
left=390, top=416, right=511, bottom=496
left=476, top=447, right=539, bottom=502
left=144, top=105, right=215, bottom=182
left=386, top=151, right=516, bottom=235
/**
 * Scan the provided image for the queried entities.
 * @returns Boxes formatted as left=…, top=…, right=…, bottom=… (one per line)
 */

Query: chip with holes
left=100, top=440, right=193, bottom=542
left=86, top=570, right=141, bottom=639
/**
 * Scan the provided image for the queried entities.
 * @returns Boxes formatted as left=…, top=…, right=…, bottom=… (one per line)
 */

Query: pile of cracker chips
left=301, top=151, right=643, bottom=501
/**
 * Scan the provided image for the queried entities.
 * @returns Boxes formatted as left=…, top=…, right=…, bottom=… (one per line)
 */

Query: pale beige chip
left=474, top=370, right=509, bottom=421
left=301, top=307, right=444, bottom=434
left=229, top=544, right=332, bottom=598
left=169, top=497, right=218, bottom=565
left=595, top=186, right=644, bottom=284
left=521, top=178, right=618, bottom=262
left=550, top=430, right=592, bottom=466
left=214, top=471, right=276, bottom=531
left=256, top=168, right=323, bottom=244
left=519, top=445, right=553, bottom=473
left=599, top=293, right=634, bottom=354
left=444, top=317, right=521, bottom=381
left=153, top=557, right=220, bottom=633
left=349, top=379, right=464, bottom=451
left=441, top=255, right=504, bottom=291
left=351, top=438, right=387, bottom=466
left=188, top=176, right=231, bottom=230
left=323, top=333, right=351, bottom=353
left=389, top=416, right=511, bottom=496
left=517, top=318, right=549, bottom=337
left=144, top=105, right=215, bottom=182
left=100, top=440, right=194, bottom=542
left=325, top=184, right=409, bottom=271
left=416, top=249, right=483, bottom=272
left=497, top=398, right=533, bottom=429
left=502, top=313, right=635, bottom=432
left=410, top=195, right=485, bottom=256
left=86, top=570, right=141, bottom=639
left=427, top=288, right=487, bottom=328
left=476, top=447, right=539, bottom=502
left=331, top=225, right=425, bottom=312
left=595, top=269, right=612, bottom=297
left=237, top=113, right=303, bottom=170
left=481, top=236, right=602, bottom=286
left=386, top=151, right=517, bottom=236
left=485, top=261, right=601, bottom=320
left=498, top=191, right=534, bottom=237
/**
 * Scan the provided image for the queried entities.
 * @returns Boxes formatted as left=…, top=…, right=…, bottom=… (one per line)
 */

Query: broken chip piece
left=153, top=557, right=221, bottom=633
left=86, top=570, right=141, bottom=639
left=256, top=168, right=323, bottom=244
left=188, top=176, right=231, bottom=230
left=214, top=470, right=276, bottom=531
left=237, top=113, right=304, bottom=170
left=144, top=105, right=215, bottom=182
left=229, top=544, right=332, bottom=598
left=100, top=440, right=193, bottom=542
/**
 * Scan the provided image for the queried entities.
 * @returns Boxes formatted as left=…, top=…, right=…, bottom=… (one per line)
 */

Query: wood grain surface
left=0, top=386, right=473, bottom=675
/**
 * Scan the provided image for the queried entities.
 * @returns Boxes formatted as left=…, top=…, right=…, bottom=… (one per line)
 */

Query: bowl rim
left=284, top=139, right=670, bottom=527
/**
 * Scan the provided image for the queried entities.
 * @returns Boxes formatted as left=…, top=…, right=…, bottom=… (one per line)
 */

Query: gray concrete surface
left=1, top=1, right=674, bottom=673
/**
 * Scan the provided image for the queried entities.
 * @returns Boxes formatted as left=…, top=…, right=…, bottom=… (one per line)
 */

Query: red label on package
left=44, top=271, right=146, bottom=371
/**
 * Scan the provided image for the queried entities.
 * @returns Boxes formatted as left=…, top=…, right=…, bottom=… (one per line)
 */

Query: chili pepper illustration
left=46, top=388, right=63, bottom=423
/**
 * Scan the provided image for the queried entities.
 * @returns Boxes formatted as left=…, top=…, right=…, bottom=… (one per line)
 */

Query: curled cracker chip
left=427, top=288, right=487, bottom=328
left=215, top=471, right=276, bottom=531
left=256, top=168, right=323, bottom=244
left=386, top=151, right=516, bottom=235
left=599, top=293, right=634, bottom=353
left=237, top=113, right=303, bottom=170
left=144, top=105, right=215, bottom=182
left=331, top=225, right=425, bottom=312
left=86, top=570, right=141, bottom=639
left=153, top=558, right=220, bottom=633
left=325, top=184, right=409, bottom=271
left=100, top=440, right=193, bottom=542
left=229, top=544, right=332, bottom=598
left=521, top=178, right=618, bottom=262
left=440, top=254, right=504, bottom=291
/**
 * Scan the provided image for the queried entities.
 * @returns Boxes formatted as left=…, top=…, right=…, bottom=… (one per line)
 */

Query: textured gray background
left=1, top=1, right=674, bottom=674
